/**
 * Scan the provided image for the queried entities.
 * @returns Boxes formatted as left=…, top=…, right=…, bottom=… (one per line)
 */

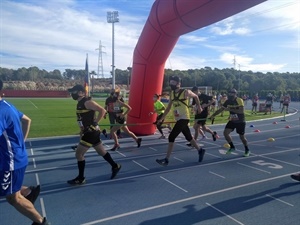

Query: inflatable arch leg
left=127, top=0, right=266, bottom=135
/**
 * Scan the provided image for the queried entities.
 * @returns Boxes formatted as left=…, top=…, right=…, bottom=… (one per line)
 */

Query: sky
left=0, top=0, right=299, bottom=78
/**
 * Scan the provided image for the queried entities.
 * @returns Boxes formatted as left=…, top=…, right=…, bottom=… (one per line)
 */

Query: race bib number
left=174, top=109, right=180, bottom=117
left=114, top=106, right=120, bottom=111
left=229, top=114, right=239, bottom=121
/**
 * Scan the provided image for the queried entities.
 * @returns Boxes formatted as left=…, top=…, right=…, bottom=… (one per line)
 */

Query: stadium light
left=107, top=11, right=119, bottom=89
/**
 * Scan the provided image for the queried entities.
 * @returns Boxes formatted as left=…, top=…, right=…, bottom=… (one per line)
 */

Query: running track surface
left=1, top=101, right=300, bottom=225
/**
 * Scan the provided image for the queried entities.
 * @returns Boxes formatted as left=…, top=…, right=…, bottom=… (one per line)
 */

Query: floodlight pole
left=107, top=11, right=119, bottom=89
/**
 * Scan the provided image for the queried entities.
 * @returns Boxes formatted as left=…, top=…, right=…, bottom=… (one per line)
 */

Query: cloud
left=219, top=53, right=285, bottom=72
left=210, top=19, right=251, bottom=36
left=0, top=0, right=143, bottom=75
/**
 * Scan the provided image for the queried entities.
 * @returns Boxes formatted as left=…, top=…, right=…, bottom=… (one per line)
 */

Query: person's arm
left=21, top=114, right=31, bottom=141
left=118, top=100, right=131, bottom=117
left=85, top=100, right=106, bottom=124
left=186, top=90, right=202, bottom=113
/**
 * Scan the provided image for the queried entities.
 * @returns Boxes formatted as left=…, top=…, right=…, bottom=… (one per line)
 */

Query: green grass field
left=5, top=98, right=282, bottom=138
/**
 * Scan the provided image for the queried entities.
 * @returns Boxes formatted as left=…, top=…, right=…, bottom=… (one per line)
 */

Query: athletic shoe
left=25, top=185, right=40, bottom=204
left=226, top=148, right=235, bottom=154
left=159, top=135, right=166, bottom=139
left=186, top=143, right=192, bottom=147
left=198, top=148, right=206, bottom=162
left=71, top=145, right=77, bottom=151
left=111, top=164, right=122, bottom=179
left=67, top=176, right=86, bottom=185
left=291, top=173, right=300, bottom=182
left=156, top=158, right=169, bottom=166
left=102, top=129, right=108, bottom=138
left=244, top=150, right=250, bottom=157
left=137, top=138, right=142, bottom=148
left=110, top=144, right=120, bottom=151
left=32, top=217, right=50, bottom=225
left=212, top=132, right=217, bottom=141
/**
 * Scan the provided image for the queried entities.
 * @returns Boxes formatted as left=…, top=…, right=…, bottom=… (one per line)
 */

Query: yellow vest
left=171, top=89, right=190, bottom=120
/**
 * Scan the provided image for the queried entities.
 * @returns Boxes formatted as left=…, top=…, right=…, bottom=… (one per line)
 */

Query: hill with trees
left=0, top=66, right=299, bottom=100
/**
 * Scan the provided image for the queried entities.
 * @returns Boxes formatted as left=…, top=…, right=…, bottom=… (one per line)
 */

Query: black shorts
left=195, top=114, right=207, bottom=126
left=116, top=116, right=125, bottom=124
left=80, top=130, right=102, bottom=147
left=225, top=121, right=246, bottom=135
left=252, top=103, right=257, bottom=107
left=169, top=119, right=193, bottom=142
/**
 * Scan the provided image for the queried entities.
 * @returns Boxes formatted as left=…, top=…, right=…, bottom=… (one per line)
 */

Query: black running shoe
left=198, top=148, right=206, bottom=162
left=102, top=129, right=108, bottom=138
left=212, top=131, right=217, bottom=141
left=71, top=145, right=77, bottom=151
left=186, top=143, right=192, bottom=147
left=67, top=176, right=86, bottom=185
left=32, top=217, right=50, bottom=225
left=111, top=164, right=122, bottom=179
left=137, top=138, right=142, bottom=148
left=291, top=173, right=300, bottom=182
left=25, top=185, right=40, bottom=204
left=156, top=158, right=169, bottom=166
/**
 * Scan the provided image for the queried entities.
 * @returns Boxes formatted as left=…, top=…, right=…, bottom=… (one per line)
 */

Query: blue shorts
left=0, top=166, right=26, bottom=197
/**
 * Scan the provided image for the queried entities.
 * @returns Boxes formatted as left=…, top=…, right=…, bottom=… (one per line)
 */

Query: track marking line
left=206, top=202, right=244, bottom=225
left=35, top=173, right=40, bottom=185
left=27, top=99, right=38, bottom=109
left=149, top=147, right=158, bottom=151
left=265, top=194, right=294, bottom=207
left=40, top=198, right=47, bottom=217
left=132, top=160, right=149, bottom=170
left=160, top=176, right=188, bottom=193
left=237, top=162, right=271, bottom=174
left=173, top=157, right=184, bottom=162
left=209, top=171, right=225, bottom=179
left=80, top=173, right=291, bottom=225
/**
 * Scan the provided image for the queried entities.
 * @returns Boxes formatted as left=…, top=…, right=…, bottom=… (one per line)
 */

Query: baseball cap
left=170, top=76, right=181, bottom=83
left=68, top=84, right=85, bottom=92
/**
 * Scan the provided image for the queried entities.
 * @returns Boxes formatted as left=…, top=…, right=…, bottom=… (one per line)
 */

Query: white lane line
left=27, top=99, right=38, bottom=109
left=265, top=194, right=294, bottom=207
left=209, top=171, right=225, bottom=179
left=80, top=173, right=291, bottom=225
left=40, top=198, right=47, bottom=217
left=206, top=152, right=223, bottom=159
left=30, top=148, right=34, bottom=155
left=132, top=160, right=149, bottom=171
left=149, top=147, right=158, bottom=151
left=237, top=162, right=271, bottom=174
left=173, top=157, right=184, bottom=162
left=35, top=173, right=40, bottom=185
left=160, top=176, right=188, bottom=193
left=33, top=158, right=37, bottom=168
left=115, top=150, right=126, bottom=157
left=206, top=202, right=244, bottom=225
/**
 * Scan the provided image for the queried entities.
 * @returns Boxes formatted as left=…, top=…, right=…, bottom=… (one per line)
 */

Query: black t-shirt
left=192, top=93, right=213, bottom=116
left=223, top=97, right=245, bottom=123
left=76, top=97, right=94, bottom=130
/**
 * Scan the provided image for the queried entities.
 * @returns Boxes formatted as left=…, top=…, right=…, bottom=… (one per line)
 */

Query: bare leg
left=6, top=191, right=44, bottom=224
left=122, top=126, right=138, bottom=142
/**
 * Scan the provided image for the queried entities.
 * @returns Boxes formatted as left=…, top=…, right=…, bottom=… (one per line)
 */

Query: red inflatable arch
left=127, top=0, right=266, bottom=135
